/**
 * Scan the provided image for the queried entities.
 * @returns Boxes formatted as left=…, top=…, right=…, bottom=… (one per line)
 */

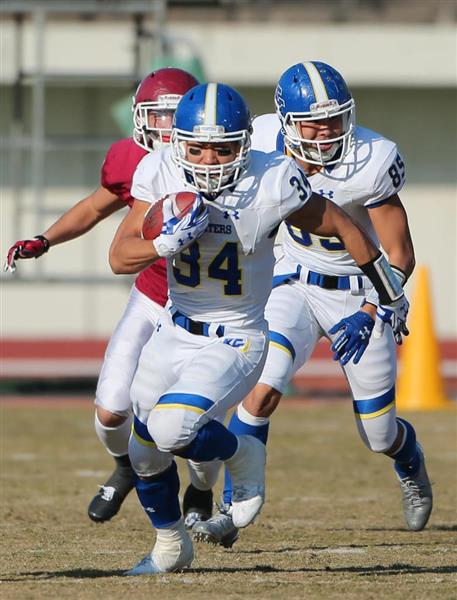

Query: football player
left=109, top=81, right=410, bottom=574
left=4, top=68, right=219, bottom=528
left=194, top=61, right=432, bottom=548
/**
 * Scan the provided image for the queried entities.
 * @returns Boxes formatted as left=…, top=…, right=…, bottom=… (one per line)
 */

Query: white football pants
left=260, top=265, right=398, bottom=453
left=129, top=310, right=268, bottom=475
left=95, top=285, right=166, bottom=415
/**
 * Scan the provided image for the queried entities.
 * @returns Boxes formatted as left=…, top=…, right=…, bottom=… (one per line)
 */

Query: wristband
left=359, top=253, right=404, bottom=305
left=35, top=235, right=50, bottom=252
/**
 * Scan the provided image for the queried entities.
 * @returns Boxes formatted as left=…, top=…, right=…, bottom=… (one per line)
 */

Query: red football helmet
left=132, top=67, right=199, bottom=151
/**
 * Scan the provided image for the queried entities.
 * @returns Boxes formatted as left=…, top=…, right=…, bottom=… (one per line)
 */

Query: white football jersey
left=251, top=114, right=406, bottom=276
left=132, top=146, right=312, bottom=329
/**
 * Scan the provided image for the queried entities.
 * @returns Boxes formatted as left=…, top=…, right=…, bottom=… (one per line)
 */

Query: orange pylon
left=396, top=265, right=454, bottom=411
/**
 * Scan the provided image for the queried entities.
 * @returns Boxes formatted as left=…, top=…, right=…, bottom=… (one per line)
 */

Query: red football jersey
left=101, top=138, right=168, bottom=307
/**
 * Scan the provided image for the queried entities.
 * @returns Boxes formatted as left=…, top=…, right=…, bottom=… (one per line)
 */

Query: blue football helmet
left=275, top=61, right=355, bottom=166
left=171, top=83, right=252, bottom=193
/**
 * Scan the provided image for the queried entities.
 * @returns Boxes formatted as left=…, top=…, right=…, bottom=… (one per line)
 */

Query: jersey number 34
left=173, top=241, right=242, bottom=295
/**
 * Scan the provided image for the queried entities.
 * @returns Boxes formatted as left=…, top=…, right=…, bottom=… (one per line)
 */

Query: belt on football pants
left=272, top=264, right=365, bottom=292
left=306, top=270, right=364, bottom=291
left=171, top=310, right=225, bottom=338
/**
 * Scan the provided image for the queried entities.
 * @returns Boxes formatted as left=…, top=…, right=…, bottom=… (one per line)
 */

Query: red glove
left=4, top=235, right=50, bottom=273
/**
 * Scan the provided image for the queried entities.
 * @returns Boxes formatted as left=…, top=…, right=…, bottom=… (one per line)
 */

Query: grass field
left=1, top=397, right=456, bottom=600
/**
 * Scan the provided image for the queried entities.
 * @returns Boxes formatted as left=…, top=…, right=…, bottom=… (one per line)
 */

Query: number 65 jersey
left=132, top=146, right=312, bottom=330
left=252, top=113, right=406, bottom=277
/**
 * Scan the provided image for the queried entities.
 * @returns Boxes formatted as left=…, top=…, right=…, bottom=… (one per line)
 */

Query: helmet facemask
left=171, top=126, right=251, bottom=194
left=277, top=97, right=355, bottom=166
left=133, top=94, right=182, bottom=151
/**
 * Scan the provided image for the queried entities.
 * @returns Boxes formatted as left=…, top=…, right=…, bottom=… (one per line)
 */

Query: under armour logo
left=145, top=507, right=156, bottom=513
left=99, top=486, right=115, bottom=502
left=318, top=189, right=334, bottom=199
left=359, top=326, right=371, bottom=340
left=223, top=210, right=240, bottom=220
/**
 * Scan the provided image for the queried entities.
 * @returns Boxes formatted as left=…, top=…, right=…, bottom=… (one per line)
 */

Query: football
left=142, top=191, right=200, bottom=240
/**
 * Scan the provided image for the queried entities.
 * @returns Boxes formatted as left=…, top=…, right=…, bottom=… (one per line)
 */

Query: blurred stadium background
left=1, top=0, right=456, bottom=398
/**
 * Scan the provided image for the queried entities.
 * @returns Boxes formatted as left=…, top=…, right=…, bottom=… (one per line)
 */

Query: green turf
left=1, top=399, right=456, bottom=599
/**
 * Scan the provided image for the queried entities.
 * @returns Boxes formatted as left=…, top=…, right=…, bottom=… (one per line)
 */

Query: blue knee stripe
left=175, top=420, right=238, bottom=462
left=227, top=410, right=269, bottom=445
left=155, top=392, right=214, bottom=414
left=269, top=331, right=296, bottom=361
left=353, top=387, right=395, bottom=419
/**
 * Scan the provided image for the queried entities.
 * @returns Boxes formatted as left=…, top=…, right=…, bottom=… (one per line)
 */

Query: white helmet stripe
left=204, top=83, right=218, bottom=126
left=302, top=62, right=329, bottom=103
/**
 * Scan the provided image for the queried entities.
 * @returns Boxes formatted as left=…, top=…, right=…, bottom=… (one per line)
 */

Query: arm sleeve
left=365, top=146, right=406, bottom=208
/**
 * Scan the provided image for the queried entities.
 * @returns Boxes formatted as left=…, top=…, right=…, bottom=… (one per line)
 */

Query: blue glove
left=328, top=311, right=375, bottom=366
left=373, top=295, right=410, bottom=345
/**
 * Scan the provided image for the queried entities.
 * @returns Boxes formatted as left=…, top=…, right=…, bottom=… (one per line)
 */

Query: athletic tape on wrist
left=360, top=253, right=404, bottom=305
left=364, top=265, right=406, bottom=307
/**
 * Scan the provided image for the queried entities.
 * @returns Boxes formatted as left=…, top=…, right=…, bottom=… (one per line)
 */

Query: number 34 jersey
left=251, top=113, right=406, bottom=277
left=132, top=146, right=312, bottom=330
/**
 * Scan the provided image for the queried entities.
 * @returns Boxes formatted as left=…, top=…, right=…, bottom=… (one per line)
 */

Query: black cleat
left=183, top=484, right=213, bottom=530
left=88, top=454, right=136, bottom=523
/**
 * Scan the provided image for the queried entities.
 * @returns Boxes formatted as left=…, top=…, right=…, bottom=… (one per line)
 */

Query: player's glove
left=373, top=295, right=410, bottom=345
left=363, top=264, right=409, bottom=345
left=153, top=194, right=209, bottom=258
left=4, top=235, right=50, bottom=273
left=328, top=311, right=375, bottom=366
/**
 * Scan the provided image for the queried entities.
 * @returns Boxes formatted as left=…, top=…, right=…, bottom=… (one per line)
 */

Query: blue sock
left=174, top=419, right=238, bottom=462
left=135, top=461, right=181, bottom=529
left=223, top=407, right=270, bottom=505
left=392, top=418, right=421, bottom=478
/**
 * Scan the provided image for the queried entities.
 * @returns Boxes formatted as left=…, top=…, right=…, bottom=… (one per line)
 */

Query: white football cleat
left=125, top=518, right=194, bottom=576
left=225, top=435, right=266, bottom=528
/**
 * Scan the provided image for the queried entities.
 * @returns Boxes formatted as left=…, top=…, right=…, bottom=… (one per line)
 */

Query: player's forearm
left=42, top=190, right=124, bottom=247
left=288, top=195, right=379, bottom=265
left=320, top=206, right=405, bottom=303
left=43, top=210, right=100, bottom=246
left=288, top=196, right=403, bottom=304
left=381, top=240, right=415, bottom=281
left=42, top=201, right=108, bottom=246
left=109, top=236, right=161, bottom=274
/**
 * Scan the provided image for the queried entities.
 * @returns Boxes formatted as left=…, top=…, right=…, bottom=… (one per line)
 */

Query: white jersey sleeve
left=131, top=148, right=169, bottom=204
left=251, top=113, right=282, bottom=153
left=278, top=159, right=313, bottom=220
left=364, top=145, right=406, bottom=207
